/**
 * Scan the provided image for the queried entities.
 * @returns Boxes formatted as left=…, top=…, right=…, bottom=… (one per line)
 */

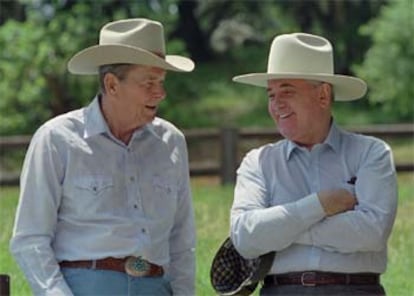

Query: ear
left=103, top=73, right=119, bottom=95
left=319, top=83, right=332, bottom=109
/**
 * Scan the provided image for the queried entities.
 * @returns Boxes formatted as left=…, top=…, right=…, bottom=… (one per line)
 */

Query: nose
left=152, top=84, right=166, bottom=101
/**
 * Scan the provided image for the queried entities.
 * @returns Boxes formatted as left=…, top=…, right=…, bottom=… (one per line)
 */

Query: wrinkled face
left=267, top=79, right=332, bottom=147
left=107, top=65, right=166, bottom=128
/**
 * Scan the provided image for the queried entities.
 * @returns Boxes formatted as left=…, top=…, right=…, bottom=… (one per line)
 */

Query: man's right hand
left=317, top=189, right=357, bottom=216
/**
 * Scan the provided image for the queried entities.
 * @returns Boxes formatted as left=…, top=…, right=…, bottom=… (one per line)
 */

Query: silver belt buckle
left=125, top=256, right=150, bottom=277
left=301, top=271, right=317, bottom=286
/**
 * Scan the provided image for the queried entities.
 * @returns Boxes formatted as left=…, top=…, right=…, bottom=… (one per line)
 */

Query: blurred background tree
left=0, top=0, right=411, bottom=135
left=354, top=0, right=414, bottom=122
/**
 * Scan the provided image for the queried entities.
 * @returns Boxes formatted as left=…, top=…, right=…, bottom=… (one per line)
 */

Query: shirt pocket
left=148, top=173, right=178, bottom=219
left=73, top=175, right=114, bottom=196
left=63, top=175, right=116, bottom=216
left=152, top=174, right=176, bottom=195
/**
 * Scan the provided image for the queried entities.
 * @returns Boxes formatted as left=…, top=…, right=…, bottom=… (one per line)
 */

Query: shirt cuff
left=296, top=193, right=325, bottom=225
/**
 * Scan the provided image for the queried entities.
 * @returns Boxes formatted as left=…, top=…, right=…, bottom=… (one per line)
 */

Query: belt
left=59, top=256, right=164, bottom=277
left=264, top=271, right=380, bottom=287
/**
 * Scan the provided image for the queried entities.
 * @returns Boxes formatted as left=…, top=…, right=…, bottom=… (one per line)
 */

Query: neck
left=100, top=95, right=138, bottom=144
left=295, top=116, right=333, bottom=150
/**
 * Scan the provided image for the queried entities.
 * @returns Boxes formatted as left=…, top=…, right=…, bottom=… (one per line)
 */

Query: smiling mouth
left=145, top=105, right=157, bottom=111
left=279, top=112, right=293, bottom=119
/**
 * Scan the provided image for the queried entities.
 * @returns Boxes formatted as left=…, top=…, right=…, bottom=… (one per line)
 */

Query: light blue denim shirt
left=10, top=96, right=196, bottom=295
left=231, top=122, right=398, bottom=274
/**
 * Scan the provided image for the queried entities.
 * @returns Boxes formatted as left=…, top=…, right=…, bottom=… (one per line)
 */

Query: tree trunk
left=172, top=0, right=214, bottom=62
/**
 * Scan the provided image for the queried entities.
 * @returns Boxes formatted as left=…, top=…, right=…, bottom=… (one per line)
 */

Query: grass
left=1, top=173, right=413, bottom=296
left=0, top=187, right=31, bottom=295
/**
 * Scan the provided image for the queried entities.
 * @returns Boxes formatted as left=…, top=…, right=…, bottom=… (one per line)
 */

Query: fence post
left=0, top=274, right=10, bottom=296
left=220, top=127, right=238, bottom=185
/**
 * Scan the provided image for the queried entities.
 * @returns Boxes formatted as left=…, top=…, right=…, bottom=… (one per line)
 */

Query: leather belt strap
left=59, top=257, right=164, bottom=277
left=264, top=272, right=380, bottom=286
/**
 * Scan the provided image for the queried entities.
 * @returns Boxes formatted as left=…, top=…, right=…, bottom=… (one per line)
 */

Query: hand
left=317, top=189, right=357, bottom=216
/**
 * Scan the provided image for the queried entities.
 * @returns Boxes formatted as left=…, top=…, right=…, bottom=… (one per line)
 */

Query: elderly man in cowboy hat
left=10, top=18, right=196, bottom=295
left=229, top=33, right=397, bottom=295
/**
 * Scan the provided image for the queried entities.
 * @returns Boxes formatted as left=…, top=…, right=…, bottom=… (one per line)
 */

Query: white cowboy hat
left=68, top=18, right=194, bottom=74
left=233, top=33, right=367, bottom=101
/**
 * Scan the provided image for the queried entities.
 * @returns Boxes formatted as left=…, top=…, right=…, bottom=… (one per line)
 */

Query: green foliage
left=1, top=0, right=410, bottom=136
left=160, top=46, right=272, bottom=128
left=354, top=0, right=414, bottom=122
left=0, top=3, right=101, bottom=135
left=0, top=1, right=184, bottom=135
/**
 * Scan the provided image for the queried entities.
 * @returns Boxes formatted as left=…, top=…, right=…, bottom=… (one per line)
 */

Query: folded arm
left=230, top=149, right=327, bottom=259
left=297, top=142, right=398, bottom=253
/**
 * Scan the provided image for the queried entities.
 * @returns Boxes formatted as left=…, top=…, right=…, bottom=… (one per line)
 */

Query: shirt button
left=133, top=204, right=138, bottom=209
left=141, top=228, right=146, bottom=233
left=130, top=176, right=135, bottom=182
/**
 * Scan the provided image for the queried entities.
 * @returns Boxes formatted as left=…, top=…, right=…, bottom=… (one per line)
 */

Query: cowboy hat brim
left=68, top=44, right=194, bottom=74
left=233, top=73, right=367, bottom=101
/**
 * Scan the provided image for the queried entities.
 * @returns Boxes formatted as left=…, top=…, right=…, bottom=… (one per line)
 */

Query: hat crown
left=99, top=18, right=165, bottom=56
left=68, top=18, right=194, bottom=74
left=268, top=33, right=333, bottom=76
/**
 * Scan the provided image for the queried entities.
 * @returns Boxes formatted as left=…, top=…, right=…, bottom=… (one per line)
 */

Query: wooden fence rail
left=1, top=124, right=413, bottom=186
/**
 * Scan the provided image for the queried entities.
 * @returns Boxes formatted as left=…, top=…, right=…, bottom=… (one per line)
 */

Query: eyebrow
left=267, top=83, right=296, bottom=93
left=140, top=73, right=166, bottom=81
left=278, top=83, right=296, bottom=88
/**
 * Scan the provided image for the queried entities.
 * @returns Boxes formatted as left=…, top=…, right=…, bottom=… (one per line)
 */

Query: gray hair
left=98, top=64, right=135, bottom=94
left=309, top=80, right=334, bottom=102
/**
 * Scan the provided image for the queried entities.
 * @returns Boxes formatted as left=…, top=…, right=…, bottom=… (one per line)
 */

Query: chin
left=280, top=129, right=301, bottom=143
left=146, top=115, right=156, bottom=123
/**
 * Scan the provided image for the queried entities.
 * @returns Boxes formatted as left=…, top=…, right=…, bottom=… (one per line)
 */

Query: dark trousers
left=260, top=283, right=386, bottom=296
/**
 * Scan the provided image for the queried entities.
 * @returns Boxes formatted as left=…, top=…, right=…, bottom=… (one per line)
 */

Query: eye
left=138, top=80, right=153, bottom=89
left=284, top=89, right=295, bottom=95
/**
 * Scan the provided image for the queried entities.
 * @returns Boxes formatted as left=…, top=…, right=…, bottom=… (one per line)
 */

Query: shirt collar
left=83, top=95, right=109, bottom=139
left=145, top=120, right=163, bottom=140
left=286, top=120, right=341, bottom=159
left=325, top=121, right=341, bottom=153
